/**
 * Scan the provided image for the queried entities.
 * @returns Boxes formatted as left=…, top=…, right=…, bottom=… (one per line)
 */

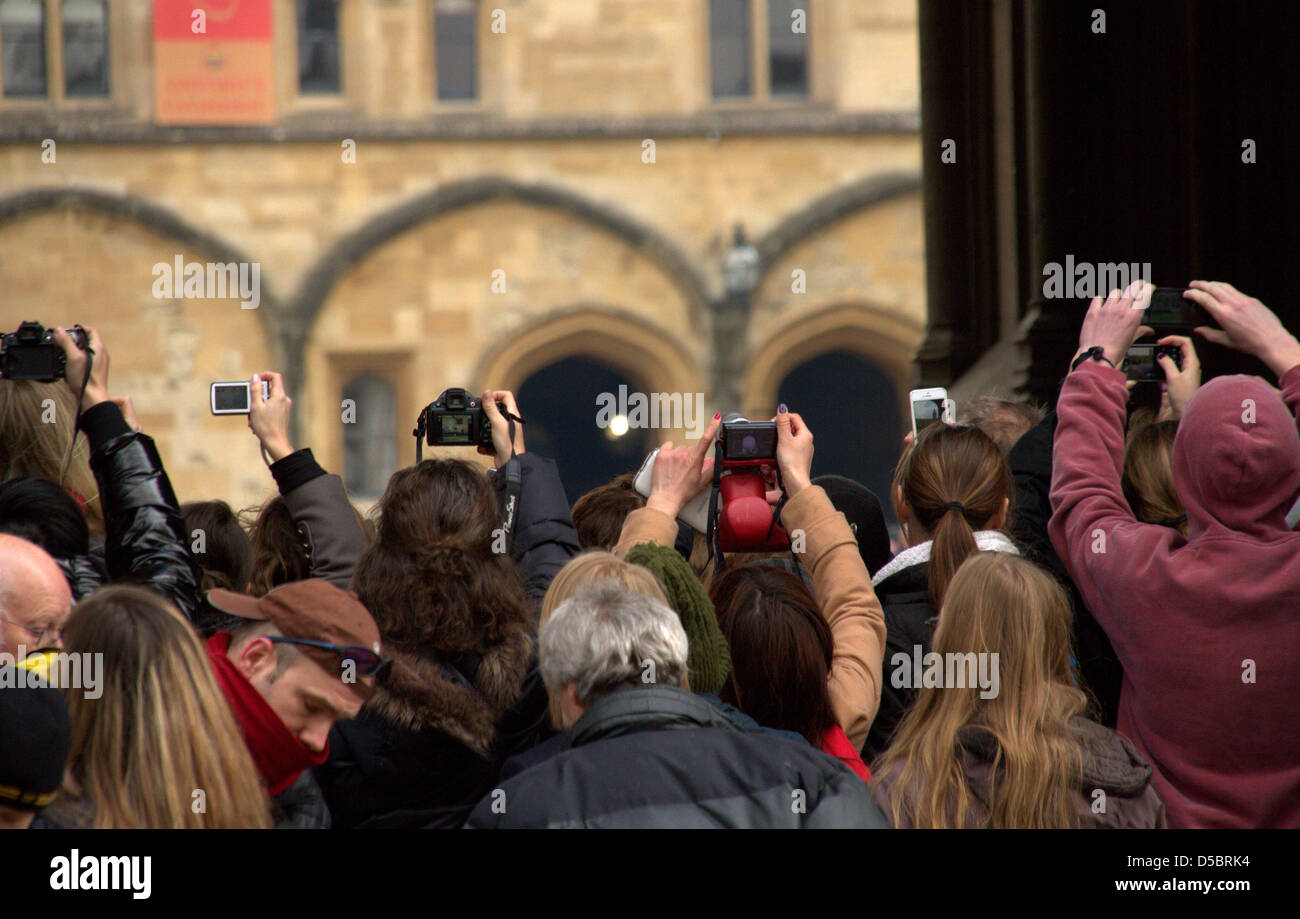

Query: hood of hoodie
left=1173, top=375, right=1300, bottom=539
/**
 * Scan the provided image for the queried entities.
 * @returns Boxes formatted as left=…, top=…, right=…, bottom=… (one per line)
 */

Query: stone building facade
left=0, top=0, right=923, bottom=510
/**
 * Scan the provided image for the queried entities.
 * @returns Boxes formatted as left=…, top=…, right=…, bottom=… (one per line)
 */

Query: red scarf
left=820, top=724, right=871, bottom=783
left=205, top=631, right=329, bottom=796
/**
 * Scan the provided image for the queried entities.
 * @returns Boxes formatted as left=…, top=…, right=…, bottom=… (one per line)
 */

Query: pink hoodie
left=1050, top=360, right=1300, bottom=828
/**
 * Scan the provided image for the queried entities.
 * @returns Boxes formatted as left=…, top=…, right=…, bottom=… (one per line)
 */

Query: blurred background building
left=0, top=0, right=924, bottom=511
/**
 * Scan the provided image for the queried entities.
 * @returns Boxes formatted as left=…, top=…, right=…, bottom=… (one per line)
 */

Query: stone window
left=433, top=0, right=476, bottom=101
left=1, top=0, right=47, bottom=97
left=62, top=0, right=107, bottom=97
left=709, top=0, right=810, bottom=101
left=297, top=0, right=340, bottom=94
left=767, top=0, right=808, bottom=97
left=342, top=373, right=397, bottom=499
left=709, top=0, right=750, bottom=98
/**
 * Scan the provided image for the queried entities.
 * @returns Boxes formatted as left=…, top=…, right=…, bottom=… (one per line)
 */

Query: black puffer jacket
left=861, top=562, right=933, bottom=763
left=315, top=452, right=578, bottom=828
left=465, top=685, right=889, bottom=829
left=57, top=403, right=199, bottom=619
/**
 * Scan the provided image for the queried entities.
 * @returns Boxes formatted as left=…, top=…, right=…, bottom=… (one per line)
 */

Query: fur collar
left=872, top=531, right=1020, bottom=587
left=364, top=627, right=534, bottom=755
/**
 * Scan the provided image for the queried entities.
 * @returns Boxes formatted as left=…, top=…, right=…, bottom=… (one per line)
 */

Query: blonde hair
left=0, top=380, right=104, bottom=533
left=540, top=551, right=670, bottom=726
left=871, top=553, right=1088, bottom=828
left=60, top=586, right=272, bottom=828
left=1123, top=418, right=1185, bottom=534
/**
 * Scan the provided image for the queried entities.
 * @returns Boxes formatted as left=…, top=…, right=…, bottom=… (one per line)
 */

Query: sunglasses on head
left=267, top=637, right=391, bottom=679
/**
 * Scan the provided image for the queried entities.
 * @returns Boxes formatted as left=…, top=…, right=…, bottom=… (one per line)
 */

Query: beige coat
left=614, top=485, right=886, bottom=750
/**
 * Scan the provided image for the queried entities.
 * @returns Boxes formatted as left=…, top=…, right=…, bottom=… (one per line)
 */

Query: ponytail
left=893, top=425, right=1013, bottom=608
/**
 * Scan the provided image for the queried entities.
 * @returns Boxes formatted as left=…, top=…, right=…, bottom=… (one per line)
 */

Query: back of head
left=1122, top=419, right=1186, bottom=533
left=571, top=473, right=645, bottom=550
left=1172, top=375, right=1300, bottom=537
left=812, top=474, right=892, bottom=576
left=244, top=496, right=309, bottom=596
left=182, top=500, right=253, bottom=593
left=0, top=380, right=103, bottom=533
left=893, top=424, right=1013, bottom=607
left=874, top=553, right=1087, bottom=828
left=542, top=550, right=667, bottom=625
left=353, top=458, right=530, bottom=653
left=60, top=586, right=271, bottom=828
left=710, top=563, right=834, bottom=745
left=540, top=580, right=688, bottom=711
left=0, top=476, right=90, bottom=559
left=958, top=396, right=1045, bottom=455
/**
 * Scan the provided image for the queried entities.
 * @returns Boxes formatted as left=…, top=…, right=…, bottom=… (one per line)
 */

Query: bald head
left=0, top=534, right=72, bottom=656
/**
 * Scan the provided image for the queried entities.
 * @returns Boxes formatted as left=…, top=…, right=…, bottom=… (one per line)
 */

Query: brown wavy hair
left=242, top=496, right=310, bottom=597
left=352, top=459, right=531, bottom=653
left=871, top=553, right=1088, bottom=828
left=891, top=424, right=1013, bottom=608
left=710, top=563, right=837, bottom=746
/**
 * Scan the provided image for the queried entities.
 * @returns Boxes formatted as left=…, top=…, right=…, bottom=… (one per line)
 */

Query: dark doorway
left=516, top=356, right=652, bottom=504
left=777, top=350, right=902, bottom=525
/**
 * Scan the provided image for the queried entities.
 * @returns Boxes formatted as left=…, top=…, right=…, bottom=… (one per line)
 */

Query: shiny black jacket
left=56, top=402, right=200, bottom=619
left=465, top=686, right=890, bottom=829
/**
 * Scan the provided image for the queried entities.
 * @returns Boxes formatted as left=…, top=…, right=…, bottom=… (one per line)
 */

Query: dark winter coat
left=869, top=716, right=1166, bottom=828
left=465, top=685, right=890, bottom=829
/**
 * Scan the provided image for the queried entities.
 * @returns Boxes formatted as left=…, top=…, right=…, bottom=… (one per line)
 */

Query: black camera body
left=1124, top=343, right=1183, bottom=382
left=0, top=322, right=89, bottom=382
left=417, top=387, right=503, bottom=448
left=718, top=413, right=778, bottom=461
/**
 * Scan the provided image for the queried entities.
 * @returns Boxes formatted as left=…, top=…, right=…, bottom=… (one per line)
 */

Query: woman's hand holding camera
left=646, top=414, right=721, bottom=518
left=773, top=405, right=814, bottom=499
left=53, top=325, right=110, bottom=413
left=480, top=390, right=526, bottom=467
left=248, top=372, right=295, bottom=462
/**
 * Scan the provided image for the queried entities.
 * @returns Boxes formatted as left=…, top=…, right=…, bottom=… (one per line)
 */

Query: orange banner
left=153, top=0, right=275, bottom=125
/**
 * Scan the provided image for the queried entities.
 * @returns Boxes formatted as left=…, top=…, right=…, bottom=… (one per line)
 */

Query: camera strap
left=59, top=348, right=94, bottom=487
left=496, top=414, right=523, bottom=554
left=706, top=441, right=724, bottom=567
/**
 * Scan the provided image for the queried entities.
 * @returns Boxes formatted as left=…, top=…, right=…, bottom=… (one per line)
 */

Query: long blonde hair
left=871, top=553, right=1088, bottom=828
left=0, top=380, right=104, bottom=533
left=540, top=551, right=670, bottom=726
left=60, top=586, right=271, bottom=828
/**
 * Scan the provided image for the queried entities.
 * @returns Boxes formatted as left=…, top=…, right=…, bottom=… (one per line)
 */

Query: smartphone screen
left=1145, top=288, right=1212, bottom=327
left=912, top=396, right=946, bottom=433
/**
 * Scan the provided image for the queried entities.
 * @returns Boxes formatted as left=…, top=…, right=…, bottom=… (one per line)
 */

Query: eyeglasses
left=267, top=636, right=391, bottom=679
left=0, top=614, right=62, bottom=650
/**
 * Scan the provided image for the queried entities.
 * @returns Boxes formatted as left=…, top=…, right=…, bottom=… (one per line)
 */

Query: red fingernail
left=713, top=413, right=720, bottom=420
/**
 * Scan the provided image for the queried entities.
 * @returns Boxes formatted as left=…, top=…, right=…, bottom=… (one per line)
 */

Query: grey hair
left=539, top=580, right=689, bottom=705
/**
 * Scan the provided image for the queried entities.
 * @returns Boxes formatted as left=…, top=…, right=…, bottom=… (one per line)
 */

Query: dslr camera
left=414, top=387, right=505, bottom=450
left=0, top=321, right=89, bottom=382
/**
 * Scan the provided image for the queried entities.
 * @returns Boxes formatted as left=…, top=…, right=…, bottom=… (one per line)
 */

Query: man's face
left=233, top=637, right=363, bottom=754
left=0, top=549, right=73, bottom=658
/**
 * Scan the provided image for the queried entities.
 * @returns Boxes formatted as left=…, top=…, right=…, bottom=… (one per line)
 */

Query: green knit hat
left=625, top=542, right=730, bottom=695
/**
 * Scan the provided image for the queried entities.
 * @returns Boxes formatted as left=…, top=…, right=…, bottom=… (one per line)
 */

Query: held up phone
left=1124, top=344, right=1183, bottom=382
left=909, top=388, right=955, bottom=437
left=210, top=379, right=270, bottom=415
left=1144, top=288, right=1215, bottom=330
left=633, top=447, right=713, bottom=534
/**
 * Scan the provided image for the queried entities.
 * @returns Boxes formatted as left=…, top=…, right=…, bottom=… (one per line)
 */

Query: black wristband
left=1071, top=347, right=1115, bottom=372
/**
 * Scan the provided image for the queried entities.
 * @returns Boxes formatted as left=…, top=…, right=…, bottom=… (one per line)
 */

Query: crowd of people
left=0, top=278, right=1296, bottom=828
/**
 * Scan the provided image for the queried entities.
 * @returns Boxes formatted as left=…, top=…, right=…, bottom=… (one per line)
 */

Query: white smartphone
left=210, top=380, right=270, bottom=415
left=909, top=387, right=955, bottom=436
left=632, top=447, right=713, bottom=534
